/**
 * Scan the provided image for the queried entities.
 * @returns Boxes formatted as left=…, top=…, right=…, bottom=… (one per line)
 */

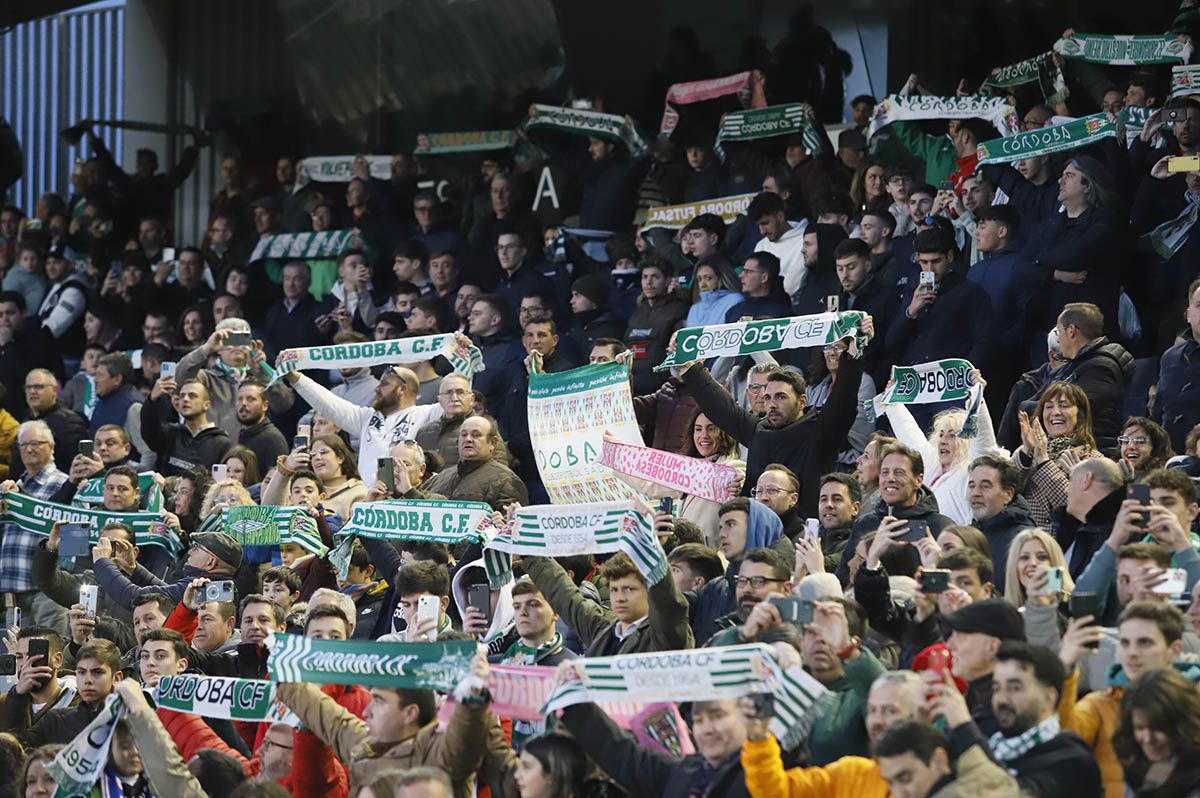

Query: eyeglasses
left=438, top=389, right=469, bottom=397
left=751, top=486, right=796, bottom=498
left=732, top=576, right=787, bottom=589
left=17, top=440, right=50, bottom=450
left=261, top=737, right=293, bottom=752
left=1117, top=436, right=1150, bottom=446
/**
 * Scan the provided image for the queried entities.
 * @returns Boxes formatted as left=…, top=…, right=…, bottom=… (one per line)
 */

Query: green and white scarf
left=219, top=505, right=325, bottom=556
left=642, top=193, right=756, bottom=232
left=340, top=498, right=496, bottom=544
left=542, top=643, right=828, bottom=750
left=1054, top=33, right=1192, bottom=65
left=713, top=103, right=824, bottom=162
left=47, top=693, right=126, bottom=798
left=73, top=471, right=162, bottom=511
left=267, top=633, right=476, bottom=690
left=483, top=501, right=667, bottom=588
left=249, top=230, right=356, bottom=263
left=271, top=334, right=483, bottom=385
left=599, top=439, right=739, bottom=504
left=656, top=310, right=867, bottom=372
left=414, top=130, right=513, bottom=155
left=976, top=113, right=1118, bottom=165
left=868, top=359, right=975, bottom=416
left=989, top=714, right=1060, bottom=761
left=0, top=491, right=180, bottom=553
left=1172, top=64, right=1200, bottom=98
left=523, top=104, right=649, bottom=158
left=156, top=674, right=279, bottom=721
left=81, top=374, right=98, bottom=420
left=868, top=94, right=1019, bottom=139
left=1145, top=192, right=1200, bottom=259
left=979, top=52, right=1069, bottom=106
left=298, top=155, right=391, bottom=182
left=1119, top=106, right=1155, bottom=146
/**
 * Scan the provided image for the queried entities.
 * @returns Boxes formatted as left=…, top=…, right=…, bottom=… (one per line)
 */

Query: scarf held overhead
left=249, top=229, right=355, bottom=263
left=1172, top=64, right=1200, bottom=98
left=268, top=634, right=476, bottom=690
left=298, top=155, right=392, bottom=182
left=483, top=500, right=668, bottom=588
left=220, top=504, right=325, bottom=556
left=868, top=94, right=1019, bottom=139
left=271, top=334, right=484, bottom=384
left=979, top=52, right=1069, bottom=105
left=1054, top=33, right=1192, bottom=65
left=414, top=130, right=514, bottom=155
left=599, top=438, right=739, bottom=503
left=523, top=104, right=649, bottom=158
left=542, top=644, right=828, bottom=750
left=155, top=674, right=279, bottom=721
left=656, top=310, right=867, bottom=371
left=713, top=103, right=824, bottom=162
left=0, top=491, right=180, bottom=553
left=659, top=70, right=767, bottom=136
left=340, top=498, right=496, bottom=544
left=642, top=193, right=756, bottom=232
left=976, top=113, right=1118, bottom=165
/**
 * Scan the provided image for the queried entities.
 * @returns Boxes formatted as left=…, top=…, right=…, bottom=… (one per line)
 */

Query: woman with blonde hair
left=198, top=479, right=254, bottom=520
left=882, top=370, right=1006, bottom=524
left=1003, top=527, right=1074, bottom=609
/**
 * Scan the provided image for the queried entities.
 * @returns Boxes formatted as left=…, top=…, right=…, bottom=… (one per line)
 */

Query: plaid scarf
left=989, top=714, right=1060, bottom=762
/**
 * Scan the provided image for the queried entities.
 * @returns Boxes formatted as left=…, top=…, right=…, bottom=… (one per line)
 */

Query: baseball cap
left=191, top=531, right=244, bottom=571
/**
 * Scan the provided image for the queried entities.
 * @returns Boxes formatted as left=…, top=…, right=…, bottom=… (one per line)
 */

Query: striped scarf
left=989, top=714, right=1060, bottom=762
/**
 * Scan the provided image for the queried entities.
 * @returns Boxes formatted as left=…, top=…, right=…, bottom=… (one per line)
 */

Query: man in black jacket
left=559, top=698, right=754, bottom=798
left=833, top=238, right=896, bottom=386
left=679, top=314, right=874, bottom=515
left=968, top=455, right=1036, bottom=595
left=11, top=368, right=85, bottom=476
left=626, top=257, right=690, bottom=395
left=8, top=638, right=124, bottom=747
left=140, top=376, right=232, bottom=476
left=235, top=382, right=289, bottom=471
left=988, top=642, right=1102, bottom=797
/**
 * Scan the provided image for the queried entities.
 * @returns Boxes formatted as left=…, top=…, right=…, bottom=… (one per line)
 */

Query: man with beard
left=941, top=599, right=1026, bottom=737
left=703, top=548, right=794, bottom=646
left=988, top=642, right=1101, bottom=796
left=234, top=382, right=289, bottom=472
left=283, top=359, right=449, bottom=486
left=141, top=377, right=232, bottom=476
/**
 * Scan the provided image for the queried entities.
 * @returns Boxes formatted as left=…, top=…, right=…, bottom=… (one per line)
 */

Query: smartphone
left=1152, top=567, right=1188, bottom=595
left=769, top=596, right=814, bottom=625
left=161, top=247, right=176, bottom=263
left=296, top=424, right=312, bottom=440
left=237, top=643, right=263, bottom=680
left=26, top=638, right=50, bottom=690
left=417, top=595, right=440, bottom=641
left=204, top=581, right=236, bottom=603
left=1127, top=483, right=1151, bottom=504
left=78, top=440, right=94, bottom=458
left=0, top=654, right=16, bottom=676
left=658, top=497, right=673, bottom=515
left=926, top=646, right=950, bottom=679
left=4, top=607, right=19, bottom=629
left=938, top=179, right=955, bottom=191
left=225, top=331, right=252, bottom=348
left=920, top=569, right=951, bottom=594
left=1068, top=591, right=1102, bottom=621
left=804, top=518, right=820, bottom=543
left=1040, top=566, right=1064, bottom=595
left=79, top=585, right=98, bottom=620
left=59, top=524, right=92, bottom=558
left=211, top=464, right=229, bottom=482
left=377, top=457, right=395, bottom=493
left=292, top=435, right=309, bottom=451
left=468, top=583, right=492, bottom=624
left=747, top=692, right=775, bottom=719
left=826, top=294, right=840, bottom=313
left=919, top=270, right=937, bottom=289
left=160, top=361, right=177, bottom=379
left=899, top=520, right=930, bottom=543
left=1168, top=155, right=1200, bottom=172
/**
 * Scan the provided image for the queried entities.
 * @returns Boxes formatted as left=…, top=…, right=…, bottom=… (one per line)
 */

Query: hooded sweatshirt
left=450, top=559, right=515, bottom=656
left=755, top=222, right=810, bottom=296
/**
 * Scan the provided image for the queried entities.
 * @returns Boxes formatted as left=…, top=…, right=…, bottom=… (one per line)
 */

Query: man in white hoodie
left=750, top=191, right=808, bottom=296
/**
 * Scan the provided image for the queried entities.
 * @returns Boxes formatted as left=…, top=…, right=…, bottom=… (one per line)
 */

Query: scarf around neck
left=1145, top=191, right=1200, bottom=260
left=989, top=714, right=1060, bottom=761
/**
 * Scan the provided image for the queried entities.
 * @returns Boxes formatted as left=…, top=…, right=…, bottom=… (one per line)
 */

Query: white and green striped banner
left=340, top=498, right=497, bottom=545
left=542, top=644, right=828, bottom=749
left=483, top=501, right=668, bottom=588
left=1172, top=64, right=1200, bottom=98
left=1054, top=33, right=1192, bottom=65
left=73, top=471, right=163, bottom=512
left=414, top=130, right=514, bottom=155
left=0, top=491, right=180, bottom=553
left=656, top=310, right=867, bottom=371
left=714, top=103, right=823, bottom=162
left=219, top=505, right=325, bottom=556
left=976, top=113, right=1117, bottom=165
left=156, top=674, right=279, bottom=721
left=268, top=634, right=476, bottom=690
left=523, top=104, right=649, bottom=158
left=271, top=334, right=484, bottom=385
left=868, top=94, right=1019, bottom=139
left=47, top=693, right=126, bottom=798
left=249, top=229, right=356, bottom=263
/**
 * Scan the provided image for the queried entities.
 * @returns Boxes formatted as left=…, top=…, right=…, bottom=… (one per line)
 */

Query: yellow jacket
left=741, top=735, right=890, bottom=798
left=1059, top=668, right=1123, bottom=798
left=0, top=408, right=17, bottom=479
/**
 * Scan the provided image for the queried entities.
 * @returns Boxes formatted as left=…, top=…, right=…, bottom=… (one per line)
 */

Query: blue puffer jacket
left=1153, top=333, right=1200, bottom=452
left=686, top=289, right=743, bottom=328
